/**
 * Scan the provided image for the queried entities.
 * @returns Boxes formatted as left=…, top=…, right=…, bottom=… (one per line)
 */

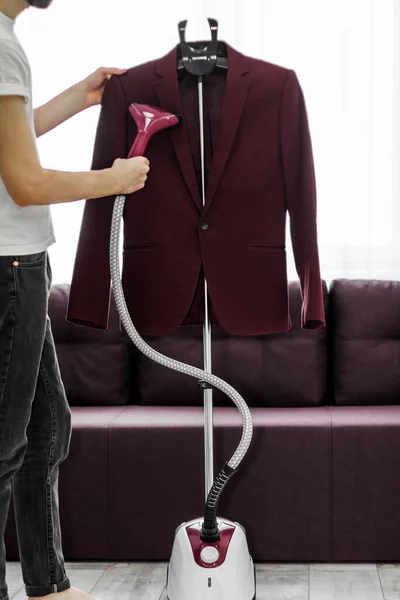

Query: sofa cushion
left=330, top=279, right=400, bottom=405
left=48, top=284, right=133, bottom=406
left=330, top=405, right=400, bottom=559
left=134, top=281, right=329, bottom=407
left=107, top=405, right=332, bottom=561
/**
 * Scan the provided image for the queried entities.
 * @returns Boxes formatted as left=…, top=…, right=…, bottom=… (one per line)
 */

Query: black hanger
left=177, top=18, right=229, bottom=76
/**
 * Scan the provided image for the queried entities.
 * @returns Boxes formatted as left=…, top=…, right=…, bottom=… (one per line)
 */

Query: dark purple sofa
left=5, top=279, right=400, bottom=562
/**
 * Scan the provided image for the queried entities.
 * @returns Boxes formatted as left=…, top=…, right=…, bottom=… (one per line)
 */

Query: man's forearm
left=34, top=83, right=87, bottom=138
left=23, top=168, right=121, bottom=206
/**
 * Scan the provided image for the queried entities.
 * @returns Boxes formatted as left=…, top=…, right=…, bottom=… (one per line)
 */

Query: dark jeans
left=0, top=251, right=72, bottom=598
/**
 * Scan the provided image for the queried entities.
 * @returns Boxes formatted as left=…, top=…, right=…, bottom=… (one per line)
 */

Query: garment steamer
left=109, top=19, right=256, bottom=600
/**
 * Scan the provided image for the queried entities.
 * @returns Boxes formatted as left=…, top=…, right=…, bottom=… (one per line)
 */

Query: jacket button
left=200, top=223, right=209, bottom=231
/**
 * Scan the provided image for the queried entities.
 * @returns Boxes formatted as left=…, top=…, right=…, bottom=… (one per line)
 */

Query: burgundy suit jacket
left=67, top=43, right=325, bottom=336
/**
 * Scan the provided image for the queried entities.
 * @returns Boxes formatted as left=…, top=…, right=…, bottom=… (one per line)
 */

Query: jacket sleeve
left=280, top=70, right=325, bottom=329
left=66, top=74, right=128, bottom=329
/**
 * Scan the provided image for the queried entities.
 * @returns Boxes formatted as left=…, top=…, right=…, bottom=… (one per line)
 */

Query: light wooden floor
left=6, top=561, right=400, bottom=600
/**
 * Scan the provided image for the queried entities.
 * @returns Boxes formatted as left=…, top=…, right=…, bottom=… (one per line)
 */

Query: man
left=0, top=1, right=150, bottom=599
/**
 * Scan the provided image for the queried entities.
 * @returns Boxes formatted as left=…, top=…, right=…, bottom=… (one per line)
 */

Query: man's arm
left=0, top=95, right=148, bottom=206
left=34, top=68, right=127, bottom=137
left=34, top=82, right=87, bottom=138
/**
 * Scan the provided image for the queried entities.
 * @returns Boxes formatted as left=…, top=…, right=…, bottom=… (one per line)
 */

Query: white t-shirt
left=0, top=10, right=55, bottom=256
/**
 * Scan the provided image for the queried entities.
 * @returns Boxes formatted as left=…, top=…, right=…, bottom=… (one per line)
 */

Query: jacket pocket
left=248, top=244, right=286, bottom=250
left=124, top=243, right=158, bottom=250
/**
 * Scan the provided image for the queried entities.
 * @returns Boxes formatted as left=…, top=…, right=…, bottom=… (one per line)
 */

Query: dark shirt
left=178, top=68, right=227, bottom=325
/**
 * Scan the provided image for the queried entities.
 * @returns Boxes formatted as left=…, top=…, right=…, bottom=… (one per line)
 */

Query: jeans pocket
left=11, top=251, right=47, bottom=268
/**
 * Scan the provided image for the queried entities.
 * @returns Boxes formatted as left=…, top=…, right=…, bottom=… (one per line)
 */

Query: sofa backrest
left=49, top=281, right=329, bottom=408
left=329, top=279, right=400, bottom=405
left=136, top=281, right=329, bottom=407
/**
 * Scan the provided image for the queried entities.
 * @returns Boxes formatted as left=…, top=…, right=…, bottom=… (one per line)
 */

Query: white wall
left=15, top=0, right=400, bottom=283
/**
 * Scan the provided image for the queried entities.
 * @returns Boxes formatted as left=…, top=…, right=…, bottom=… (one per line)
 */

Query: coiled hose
left=110, top=195, right=253, bottom=542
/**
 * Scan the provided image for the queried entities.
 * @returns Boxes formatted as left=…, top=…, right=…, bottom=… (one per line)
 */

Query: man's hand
left=111, top=157, right=150, bottom=195
left=76, top=67, right=128, bottom=109
left=34, top=67, right=128, bottom=137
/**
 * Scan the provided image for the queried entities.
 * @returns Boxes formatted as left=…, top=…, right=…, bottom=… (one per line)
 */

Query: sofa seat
left=330, top=405, right=400, bottom=560
left=6, top=405, right=400, bottom=561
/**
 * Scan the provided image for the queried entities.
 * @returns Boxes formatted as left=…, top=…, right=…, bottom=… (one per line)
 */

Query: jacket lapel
left=204, top=44, right=250, bottom=214
left=154, top=43, right=250, bottom=214
left=154, top=48, right=202, bottom=211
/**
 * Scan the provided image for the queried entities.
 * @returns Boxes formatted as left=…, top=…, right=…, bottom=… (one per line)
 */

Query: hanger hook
left=177, top=18, right=220, bottom=76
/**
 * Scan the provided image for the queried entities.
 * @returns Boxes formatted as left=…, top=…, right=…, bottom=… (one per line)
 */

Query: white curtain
left=15, top=0, right=400, bottom=285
